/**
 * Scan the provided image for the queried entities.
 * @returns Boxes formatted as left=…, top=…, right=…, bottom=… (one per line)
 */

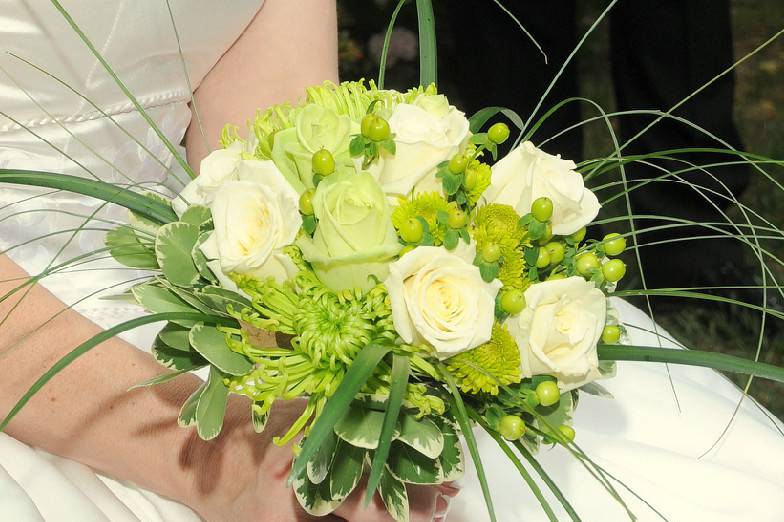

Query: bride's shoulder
left=1, top=0, right=263, bottom=123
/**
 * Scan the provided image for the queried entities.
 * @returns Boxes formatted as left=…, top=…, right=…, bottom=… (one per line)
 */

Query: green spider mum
left=446, top=322, right=522, bottom=395
left=471, top=203, right=529, bottom=289
left=465, top=160, right=492, bottom=206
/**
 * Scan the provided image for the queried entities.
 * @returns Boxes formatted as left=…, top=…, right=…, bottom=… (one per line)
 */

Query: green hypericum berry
left=538, top=222, right=554, bottom=246
left=576, top=252, right=600, bottom=276
left=531, top=197, right=554, bottom=222
left=448, top=154, right=469, bottom=174
left=602, top=325, right=621, bottom=344
left=569, top=227, right=587, bottom=244
left=535, top=380, right=560, bottom=407
left=544, top=242, right=565, bottom=265
left=498, top=415, right=526, bottom=440
left=500, top=289, right=526, bottom=315
left=448, top=209, right=467, bottom=229
left=536, top=248, right=551, bottom=268
left=603, top=233, right=627, bottom=256
left=399, top=245, right=415, bottom=257
left=361, top=114, right=391, bottom=141
left=463, top=167, right=478, bottom=190
left=481, top=243, right=501, bottom=263
left=558, top=425, right=576, bottom=442
left=487, top=122, right=511, bottom=144
left=548, top=272, right=566, bottom=280
left=311, top=149, right=335, bottom=176
left=299, top=190, right=315, bottom=216
left=602, top=259, right=627, bottom=282
left=399, top=218, right=424, bottom=243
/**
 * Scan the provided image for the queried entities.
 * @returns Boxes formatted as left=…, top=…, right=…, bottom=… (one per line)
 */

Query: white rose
left=172, top=142, right=245, bottom=216
left=384, top=243, right=502, bottom=359
left=200, top=165, right=302, bottom=284
left=364, top=94, right=470, bottom=197
left=506, top=276, right=606, bottom=391
left=484, top=141, right=601, bottom=235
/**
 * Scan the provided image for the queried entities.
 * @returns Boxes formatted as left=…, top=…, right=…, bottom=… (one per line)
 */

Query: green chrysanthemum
left=465, top=160, right=492, bottom=206
left=472, top=203, right=528, bottom=289
left=391, top=192, right=451, bottom=244
left=447, top=323, right=522, bottom=395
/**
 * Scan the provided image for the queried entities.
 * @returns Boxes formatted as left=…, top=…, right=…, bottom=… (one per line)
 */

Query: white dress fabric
left=1, top=2, right=783, bottom=521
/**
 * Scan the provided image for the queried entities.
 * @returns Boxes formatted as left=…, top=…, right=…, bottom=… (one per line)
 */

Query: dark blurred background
left=337, top=0, right=784, bottom=417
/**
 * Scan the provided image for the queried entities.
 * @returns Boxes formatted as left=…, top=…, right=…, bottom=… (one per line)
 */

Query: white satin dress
left=1, top=2, right=783, bottom=521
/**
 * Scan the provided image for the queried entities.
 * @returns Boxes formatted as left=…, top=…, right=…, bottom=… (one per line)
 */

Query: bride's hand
left=188, top=398, right=458, bottom=522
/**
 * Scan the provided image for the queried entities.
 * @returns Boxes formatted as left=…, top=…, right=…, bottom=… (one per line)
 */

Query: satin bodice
left=0, top=0, right=263, bottom=332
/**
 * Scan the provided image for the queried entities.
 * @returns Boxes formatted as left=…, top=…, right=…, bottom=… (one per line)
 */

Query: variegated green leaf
left=334, top=404, right=387, bottom=449
left=158, top=280, right=215, bottom=315
left=157, top=323, right=191, bottom=351
left=388, top=441, right=442, bottom=485
left=378, top=468, right=409, bottom=522
left=180, top=205, right=212, bottom=227
left=328, top=440, right=366, bottom=500
left=178, top=384, right=203, bottom=427
left=195, top=367, right=229, bottom=440
left=436, top=418, right=464, bottom=482
left=132, top=283, right=198, bottom=327
left=155, top=222, right=200, bottom=287
left=307, top=427, right=339, bottom=485
left=293, top=475, right=343, bottom=517
left=189, top=323, right=253, bottom=376
left=395, top=413, right=443, bottom=459
left=580, top=382, right=613, bottom=398
left=152, top=335, right=205, bottom=371
left=535, top=391, right=575, bottom=435
left=196, top=286, right=251, bottom=315
left=105, top=225, right=159, bottom=269
left=251, top=401, right=271, bottom=433
left=193, top=232, right=218, bottom=284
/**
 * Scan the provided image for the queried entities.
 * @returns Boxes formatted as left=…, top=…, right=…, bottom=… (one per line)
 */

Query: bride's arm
left=185, top=0, right=339, bottom=168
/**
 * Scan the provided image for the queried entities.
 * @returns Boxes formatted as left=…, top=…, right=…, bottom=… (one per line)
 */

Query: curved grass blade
left=470, top=410, right=558, bottom=522
left=289, top=343, right=393, bottom=483
left=513, top=440, right=582, bottom=522
left=0, top=170, right=177, bottom=224
left=0, top=311, right=235, bottom=432
left=598, top=345, right=784, bottom=384
left=415, top=0, right=437, bottom=87
left=364, top=353, right=410, bottom=506
left=490, top=0, right=547, bottom=63
left=440, top=365, right=496, bottom=522
left=47, top=0, right=196, bottom=180
left=378, top=0, right=408, bottom=90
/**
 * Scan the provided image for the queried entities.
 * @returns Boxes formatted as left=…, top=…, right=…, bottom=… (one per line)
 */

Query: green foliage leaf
left=387, top=441, right=441, bottom=485
left=395, top=414, right=443, bottom=460
left=443, top=228, right=459, bottom=250
left=328, top=440, right=367, bottom=500
left=131, top=283, right=199, bottom=327
left=365, top=354, right=410, bottom=506
left=334, top=405, right=386, bottom=449
left=128, top=369, right=189, bottom=390
left=155, top=222, right=200, bottom=287
left=302, top=214, right=317, bottom=236
left=180, top=205, right=212, bottom=227
left=157, top=322, right=191, bottom=351
left=195, top=286, right=252, bottom=315
left=435, top=417, right=463, bottom=481
left=193, top=232, right=218, bottom=284
left=196, top=367, right=229, bottom=440
left=251, top=401, right=270, bottom=433
left=178, top=384, right=203, bottom=427
left=293, top=475, right=342, bottom=517
left=349, top=135, right=365, bottom=157
left=105, top=226, right=159, bottom=269
left=189, top=323, right=253, bottom=376
left=308, top=428, right=339, bottom=485
left=290, top=343, right=393, bottom=482
left=524, top=246, right=540, bottom=266
left=378, top=468, right=409, bottom=522
left=152, top=335, right=206, bottom=371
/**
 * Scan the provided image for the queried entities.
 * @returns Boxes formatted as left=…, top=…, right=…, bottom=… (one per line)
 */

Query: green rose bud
left=297, top=172, right=402, bottom=291
left=270, top=104, right=356, bottom=193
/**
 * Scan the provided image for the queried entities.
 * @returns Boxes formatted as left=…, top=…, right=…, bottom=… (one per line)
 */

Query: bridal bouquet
left=2, top=1, right=784, bottom=521
left=96, top=80, right=628, bottom=519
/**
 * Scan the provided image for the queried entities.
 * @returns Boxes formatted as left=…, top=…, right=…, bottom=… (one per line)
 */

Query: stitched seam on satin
left=0, top=90, right=191, bottom=133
